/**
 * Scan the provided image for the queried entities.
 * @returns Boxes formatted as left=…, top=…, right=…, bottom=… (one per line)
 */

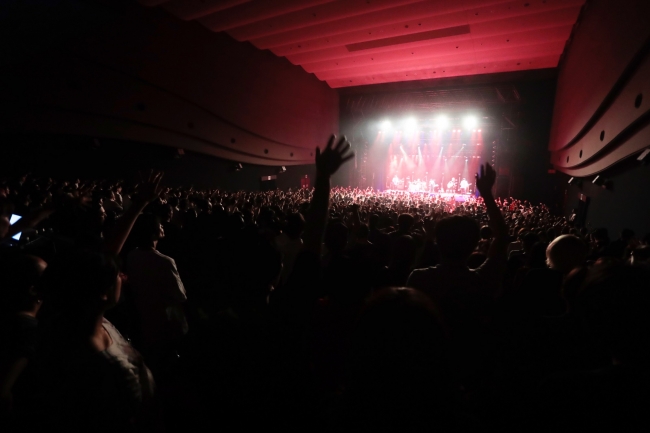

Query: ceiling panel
left=315, top=42, right=563, bottom=80
left=257, top=0, right=581, bottom=53
left=227, top=0, right=426, bottom=41
left=138, top=0, right=586, bottom=88
left=301, top=24, right=571, bottom=73
left=326, top=54, right=560, bottom=88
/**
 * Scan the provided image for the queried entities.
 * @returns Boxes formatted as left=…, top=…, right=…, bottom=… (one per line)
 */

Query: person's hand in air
left=315, top=134, right=354, bottom=177
left=134, top=171, right=164, bottom=204
left=475, top=163, right=497, bottom=198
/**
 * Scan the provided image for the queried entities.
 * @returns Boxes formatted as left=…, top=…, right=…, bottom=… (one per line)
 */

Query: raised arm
left=475, top=163, right=508, bottom=259
left=302, top=135, right=354, bottom=255
left=103, top=171, right=163, bottom=255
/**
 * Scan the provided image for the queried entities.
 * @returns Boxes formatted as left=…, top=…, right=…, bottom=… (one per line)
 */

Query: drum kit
left=408, top=179, right=426, bottom=192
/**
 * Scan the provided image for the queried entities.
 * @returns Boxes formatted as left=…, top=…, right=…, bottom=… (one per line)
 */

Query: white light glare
left=463, top=116, right=478, bottom=129
left=403, top=117, right=418, bottom=132
left=380, top=120, right=391, bottom=131
left=435, top=115, right=450, bottom=130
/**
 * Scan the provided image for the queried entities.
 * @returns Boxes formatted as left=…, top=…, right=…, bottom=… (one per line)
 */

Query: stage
left=384, top=189, right=475, bottom=202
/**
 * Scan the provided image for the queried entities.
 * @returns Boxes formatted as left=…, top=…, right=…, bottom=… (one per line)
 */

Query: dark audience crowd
left=1, top=135, right=649, bottom=432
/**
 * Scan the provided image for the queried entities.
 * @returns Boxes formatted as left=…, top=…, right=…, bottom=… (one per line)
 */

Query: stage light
left=403, top=117, right=417, bottom=133
left=380, top=119, right=391, bottom=131
left=435, top=115, right=450, bottom=130
left=463, top=116, right=478, bottom=129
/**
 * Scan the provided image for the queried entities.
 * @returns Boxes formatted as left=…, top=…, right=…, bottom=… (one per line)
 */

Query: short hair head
left=546, top=234, right=588, bottom=273
left=397, top=213, right=415, bottom=231
left=132, top=213, right=163, bottom=247
left=0, top=254, right=47, bottom=313
left=435, top=216, right=480, bottom=262
left=40, top=251, right=120, bottom=313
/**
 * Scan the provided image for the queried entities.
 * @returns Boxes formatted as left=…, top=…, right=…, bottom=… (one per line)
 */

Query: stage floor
left=384, top=190, right=474, bottom=201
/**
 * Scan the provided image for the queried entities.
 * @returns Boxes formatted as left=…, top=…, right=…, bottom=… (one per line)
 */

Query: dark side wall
left=0, top=133, right=315, bottom=191
left=564, top=158, right=650, bottom=238
left=547, top=0, right=650, bottom=234
left=0, top=0, right=338, bottom=166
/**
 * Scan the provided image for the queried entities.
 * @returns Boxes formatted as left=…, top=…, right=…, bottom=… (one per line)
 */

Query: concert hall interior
left=3, top=1, right=650, bottom=431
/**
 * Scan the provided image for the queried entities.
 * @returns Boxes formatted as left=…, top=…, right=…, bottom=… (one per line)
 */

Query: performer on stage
left=392, top=175, right=402, bottom=190
left=447, top=177, right=457, bottom=193
left=460, top=178, right=469, bottom=193
left=301, top=174, right=310, bottom=189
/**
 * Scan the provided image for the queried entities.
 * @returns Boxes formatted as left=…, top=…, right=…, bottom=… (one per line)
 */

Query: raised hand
left=75, top=185, right=94, bottom=207
left=134, top=170, right=164, bottom=204
left=315, top=134, right=354, bottom=177
left=475, top=163, right=496, bottom=198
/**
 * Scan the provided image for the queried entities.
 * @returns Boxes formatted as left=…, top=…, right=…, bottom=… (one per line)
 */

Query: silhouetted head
left=131, top=213, right=164, bottom=248
left=480, top=225, right=492, bottom=240
left=40, top=251, right=121, bottom=315
left=435, top=216, right=480, bottom=262
left=546, top=234, right=588, bottom=273
left=621, top=228, right=635, bottom=241
left=592, top=228, right=609, bottom=245
left=0, top=254, right=47, bottom=313
left=522, top=231, right=540, bottom=253
left=397, top=213, right=414, bottom=232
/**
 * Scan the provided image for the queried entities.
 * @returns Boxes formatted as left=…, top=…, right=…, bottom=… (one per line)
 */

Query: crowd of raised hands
left=1, top=135, right=649, bottom=432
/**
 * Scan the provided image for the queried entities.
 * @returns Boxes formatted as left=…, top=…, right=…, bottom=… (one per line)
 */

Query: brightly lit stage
left=364, top=115, right=489, bottom=194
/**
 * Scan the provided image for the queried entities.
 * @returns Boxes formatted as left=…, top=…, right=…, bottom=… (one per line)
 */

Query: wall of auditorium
left=0, top=0, right=338, bottom=166
left=564, top=158, right=650, bottom=237
left=548, top=0, right=650, bottom=233
left=549, top=0, right=650, bottom=176
left=0, top=134, right=315, bottom=191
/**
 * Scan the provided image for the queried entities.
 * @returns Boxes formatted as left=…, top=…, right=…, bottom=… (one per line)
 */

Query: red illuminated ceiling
left=138, top=0, right=585, bottom=88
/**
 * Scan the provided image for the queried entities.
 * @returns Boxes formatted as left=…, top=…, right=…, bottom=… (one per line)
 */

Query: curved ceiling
left=139, top=0, right=585, bottom=88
